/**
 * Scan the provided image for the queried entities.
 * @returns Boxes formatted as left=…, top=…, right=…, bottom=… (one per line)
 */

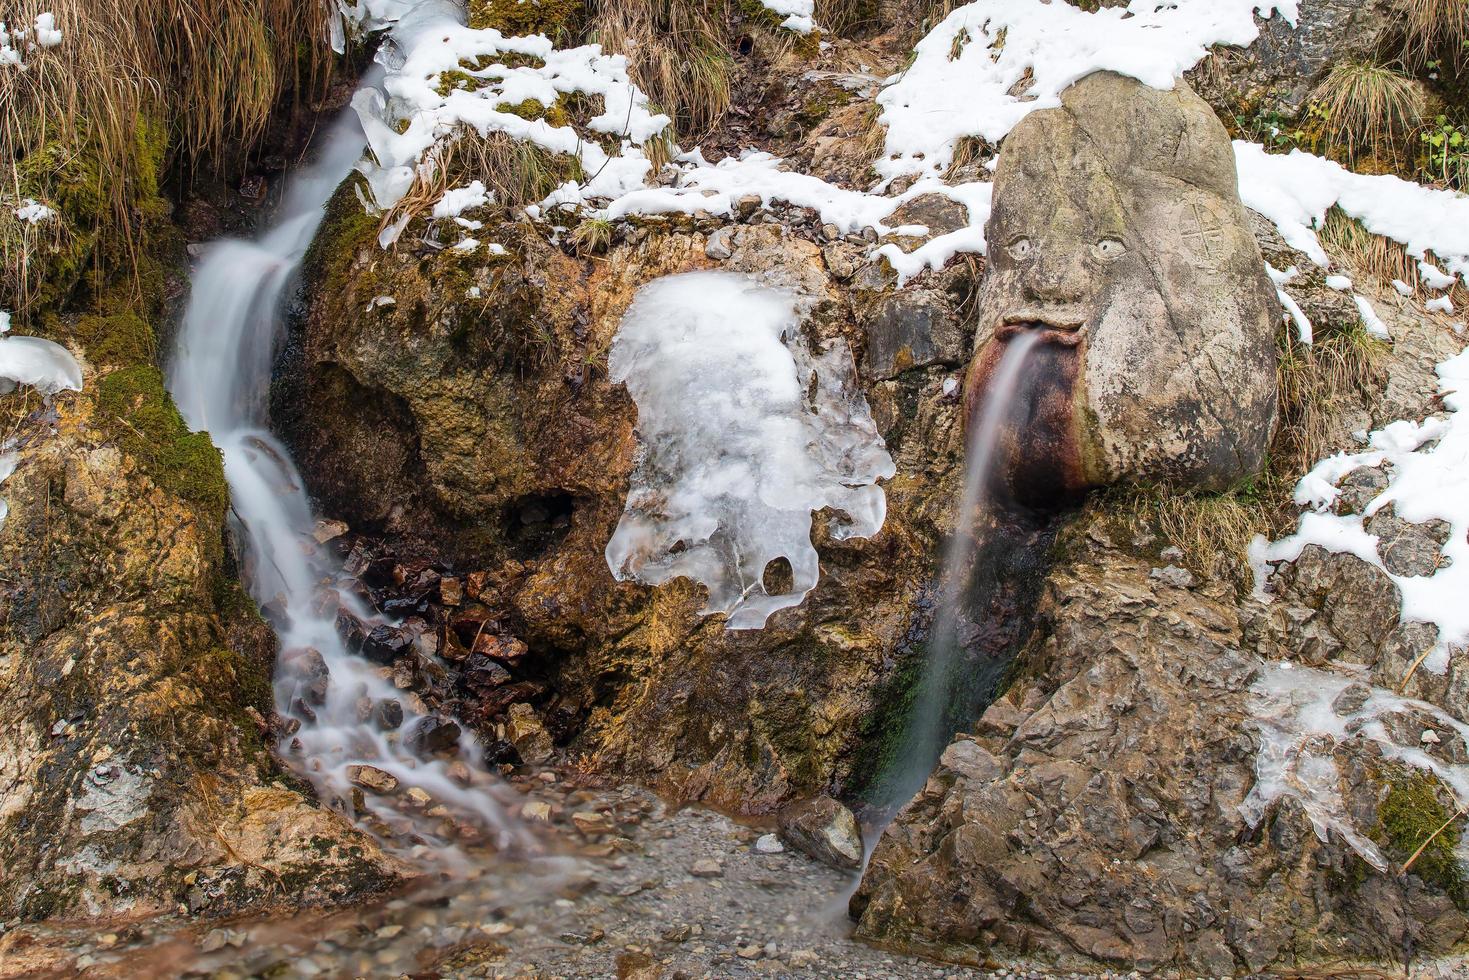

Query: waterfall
left=871, top=331, right=1043, bottom=820
left=169, top=55, right=528, bottom=860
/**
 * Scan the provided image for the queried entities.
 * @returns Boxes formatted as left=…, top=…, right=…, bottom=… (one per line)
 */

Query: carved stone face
left=964, top=72, right=1278, bottom=502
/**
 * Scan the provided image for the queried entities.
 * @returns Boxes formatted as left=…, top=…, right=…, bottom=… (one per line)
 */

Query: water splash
left=169, top=65, right=527, bottom=860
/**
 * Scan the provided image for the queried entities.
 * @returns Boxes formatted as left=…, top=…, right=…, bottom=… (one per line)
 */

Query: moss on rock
left=1377, top=770, right=1467, bottom=904
left=468, top=0, right=587, bottom=40
left=96, top=365, right=229, bottom=515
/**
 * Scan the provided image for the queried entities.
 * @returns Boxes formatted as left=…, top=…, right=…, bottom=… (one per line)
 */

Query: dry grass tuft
left=1313, top=61, right=1423, bottom=167
left=382, top=127, right=584, bottom=237
left=1320, top=207, right=1467, bottom=308
left=588, top=0, right=733, bottom=141
left=1274, top=315, right=1388, bottom=477
left=0, top=0, right=335, bottom=314
left=1400, top=0, right=1469, bottom=69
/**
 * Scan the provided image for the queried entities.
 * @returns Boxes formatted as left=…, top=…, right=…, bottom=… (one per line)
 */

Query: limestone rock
left=505, top=703, right=554, bottom=765
left=0, top=384, right=401, bottom=922
left=963, top=72, right=1278, bottom=500
left=852, top=512, right=1469, bottom=972
left=777, top=796, right=863, bottom=870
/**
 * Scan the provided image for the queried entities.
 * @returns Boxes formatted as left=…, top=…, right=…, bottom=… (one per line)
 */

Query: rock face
left=0, top=384, right=402, bottom=922
left=282, top=191, right=979, bottom=814
left=964, top=72, right=1278, bottom=501
left=852, top=512, right=1469, bottom=972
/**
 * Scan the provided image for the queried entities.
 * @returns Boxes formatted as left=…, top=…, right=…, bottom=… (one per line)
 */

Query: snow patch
left=873, top=0, right=1296, bottom=184
left=1256, top=347, right=1469, bottom=670
left=605, top=272, right=894, bottom=630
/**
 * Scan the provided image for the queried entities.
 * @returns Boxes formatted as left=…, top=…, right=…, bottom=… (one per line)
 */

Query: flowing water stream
left=866, top=331, right=1045, bottom=825
left=168, top=43, right=527, bottom=862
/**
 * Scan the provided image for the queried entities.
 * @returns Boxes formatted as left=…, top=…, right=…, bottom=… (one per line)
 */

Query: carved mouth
left=996, top=318, right=1088, bottom=347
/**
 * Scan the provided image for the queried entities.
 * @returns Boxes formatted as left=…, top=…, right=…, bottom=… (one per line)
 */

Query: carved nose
left=1022, top=250, right=1090, bottom=304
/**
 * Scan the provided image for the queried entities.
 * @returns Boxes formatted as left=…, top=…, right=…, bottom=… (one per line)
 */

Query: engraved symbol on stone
left=1178, top=200, right=1226, bottom=262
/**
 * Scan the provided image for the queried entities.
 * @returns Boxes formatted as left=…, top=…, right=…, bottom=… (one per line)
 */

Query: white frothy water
left=169, top=64, right=528, bottom=860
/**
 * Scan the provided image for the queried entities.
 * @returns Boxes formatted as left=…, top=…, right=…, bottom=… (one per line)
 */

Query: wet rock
left=439, top=576, right=463, bottom=606
left=312, top=519, right=348, bottom=544
left=347, top=765, right=400, bottom=794
left=522, top=801, right=551, bottom=821
left=405, top=716, right=461, bottom=755
left=854, top=512, right=1469, bottom=972
left=464, top=654, right=513, bottom=692
left=754, top=833, right=785, bottom=854
left=372, top=698, right=404, bottom=730
left=964, top=72, right=1277, bottom=499
left=777, top=796, right=862, bottom=870
left=506, top=703, right=555, bottom=765
left=362, top=624, right=414, bottom=664
left=859, top=289, right=967, bottom=380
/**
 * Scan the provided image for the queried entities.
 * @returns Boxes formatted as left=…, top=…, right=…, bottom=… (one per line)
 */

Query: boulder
left=0, top=385, right=402, bottom=922
left=852, top=512, right=1469, bottom=972
left=963, top=71, right=1278, bottom=501
left=777, top=796, right=863, bottom=870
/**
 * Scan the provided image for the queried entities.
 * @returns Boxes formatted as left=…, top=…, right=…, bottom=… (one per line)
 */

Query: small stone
left=405, top=787, right=433, bottom=807
left=1331, top=683, right=1372, bottom=716
left=737, top=944, right=762, bottom=959
left=1160, top=545, right=1184, bottom=562
left=506, top=703, right=555, bottom=765
left=661, top=923, right=693, bottom=943
left=705, top=228, right=732, bottom=260
left=572, top=810, right=616, bottom=835
left=754, top=834, right=785, bottom=854
left=560, top=927, right=605, bottom=945
left=439, top=576, right=463, bottom=606
left=482, top=922, right=515, bottom=936
left=347, top=765, right=399, bottom=794
left=376, top=924, right=403, bottom=939
left=1422, top=729, right=1441, bottom=745
left=1149, top=564, right=1195, bottom=589
left=312, top=519, right=348, bottom=544
left=689, top=858, right=723, bottom=878
left=522, top=800, right=552, bottom=821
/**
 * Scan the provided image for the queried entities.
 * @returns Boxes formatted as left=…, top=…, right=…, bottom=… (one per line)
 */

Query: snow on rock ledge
left=605, top=272, right=895, bottom=630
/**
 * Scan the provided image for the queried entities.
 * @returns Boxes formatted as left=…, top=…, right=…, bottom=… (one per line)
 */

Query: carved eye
left=1094, top=237, right=1127, bottom=260
left=1006, top=236, right=1034, bottom=260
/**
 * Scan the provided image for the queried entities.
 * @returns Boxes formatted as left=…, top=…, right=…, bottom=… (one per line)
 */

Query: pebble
left=754, top=834, right=785, bottom=854
left=689, top=858, right=723, bottom=878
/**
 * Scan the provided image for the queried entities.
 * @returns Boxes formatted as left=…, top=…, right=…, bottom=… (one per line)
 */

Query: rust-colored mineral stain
left=963, top=330, right=1087, bottom=508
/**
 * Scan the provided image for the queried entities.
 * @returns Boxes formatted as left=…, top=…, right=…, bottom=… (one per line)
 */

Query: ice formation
left=1255, top=348, right=1469, bottom=674
left=0, top=314, right=82, bottom=395
left=1242, top=662, right=1469, bottom=870
left=605, top=272, right=895, bottom=630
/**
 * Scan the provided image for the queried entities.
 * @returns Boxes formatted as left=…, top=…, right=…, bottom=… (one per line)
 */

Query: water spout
left=871, top=331, right=1043, bottom=819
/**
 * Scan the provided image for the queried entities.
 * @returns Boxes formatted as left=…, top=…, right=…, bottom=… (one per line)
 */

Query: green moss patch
left=1377, top=770, right=1467, bottom=904
left=95, top=365, right=229, bottom=515
left=468, top=0, right=586, bottom=41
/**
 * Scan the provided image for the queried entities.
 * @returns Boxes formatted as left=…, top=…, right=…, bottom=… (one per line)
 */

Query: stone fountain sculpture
left=963, top=70, right=1278, bottom=503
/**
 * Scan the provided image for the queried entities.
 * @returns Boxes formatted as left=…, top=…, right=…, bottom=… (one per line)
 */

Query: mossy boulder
left=0, top=369, right=404, bottom=923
